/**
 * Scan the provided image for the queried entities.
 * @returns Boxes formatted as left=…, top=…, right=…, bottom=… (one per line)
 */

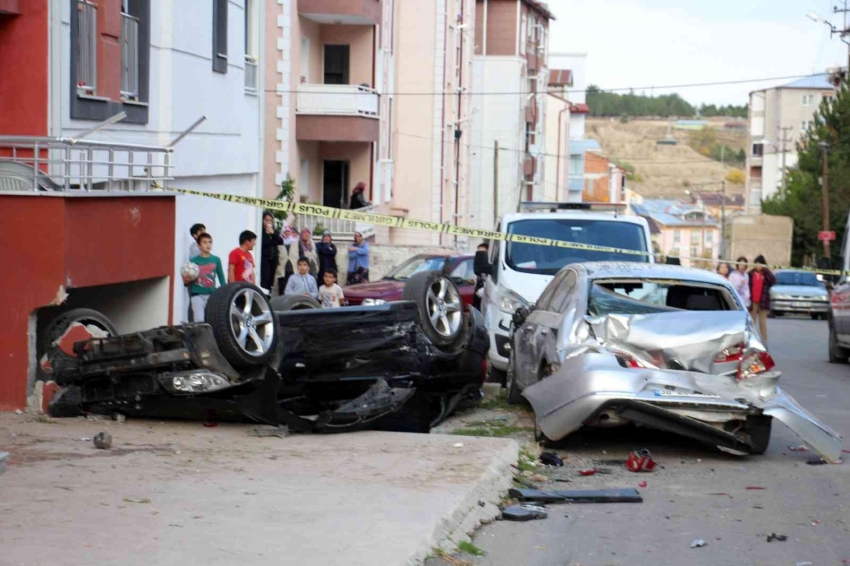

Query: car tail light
left=715, top=344, right=744, bottom=364
left=737, top=351, right=775, bottom=381
left=614, top=351, right=645, bottom=369
left=481, top=359, right=488, bottom=383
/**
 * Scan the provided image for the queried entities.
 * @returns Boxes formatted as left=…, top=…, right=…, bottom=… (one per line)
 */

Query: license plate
left=791, top=302, right=811, bottom=308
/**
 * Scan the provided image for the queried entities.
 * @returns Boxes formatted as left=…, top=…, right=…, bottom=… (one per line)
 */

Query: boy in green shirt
left=183, top=233, right=226, bottom=323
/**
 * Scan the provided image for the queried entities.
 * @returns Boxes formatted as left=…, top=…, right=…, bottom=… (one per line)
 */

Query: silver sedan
left=507, top=262, right=842, bottom=462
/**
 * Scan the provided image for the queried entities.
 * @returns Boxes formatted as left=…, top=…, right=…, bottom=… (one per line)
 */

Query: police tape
left=165, top=186, right=848, bottom=278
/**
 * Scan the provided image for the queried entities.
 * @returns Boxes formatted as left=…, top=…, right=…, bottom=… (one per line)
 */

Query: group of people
left=184, top=211, right=371, bottom=318
left=715, top=255, right=776, bottom=345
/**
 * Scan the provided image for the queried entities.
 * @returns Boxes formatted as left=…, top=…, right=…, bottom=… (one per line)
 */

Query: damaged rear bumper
left=523, top=353, right=843, bottom=463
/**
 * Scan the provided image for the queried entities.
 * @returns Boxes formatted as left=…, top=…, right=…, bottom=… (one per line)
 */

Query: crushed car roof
left=568, top=262, right=731, bottom=286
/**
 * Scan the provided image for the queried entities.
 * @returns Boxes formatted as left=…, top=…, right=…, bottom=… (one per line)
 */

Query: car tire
left=745, top=415, right=773, bottom=455
left=507, top=356, right=524, bottom=405
left=811, top=313, right=820, bottom=320
left=42, top=308, right=118, bottom=361
left=206, top=282, right=278, bottom=368
left=404, top=271, right=464, bottom=349
left=829, top=323, right=849, bottom=364
left=271, top=294, right=321, bottom=311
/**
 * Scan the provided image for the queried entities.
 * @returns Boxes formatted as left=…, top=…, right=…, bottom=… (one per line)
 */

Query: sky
left=547, top=0, right=850, bottom=106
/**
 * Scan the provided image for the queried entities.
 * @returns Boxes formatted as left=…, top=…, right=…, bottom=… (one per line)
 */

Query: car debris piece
left=249, top=426, right=289, bottom=438
left=745, top=486, right=766, bottom=490
left=93, top=432, right=112, bottom=450
left=529, top=474, right=548, bottom=483
left=807, top=458, right=827, bottom=465
left=626, top=449, right=657, bottom=473
left=508, top=488, right=643, bottom=504
left=579, top=469, right=600, bottom=476
left=638, top=481, right=648, bottom=488
left=75, top=437, right=92, bottom=442
left=502, top=504, right=549, bottom=521
left=690, top=539, right=707, bottom=548
left=0, top=452, right=8, bottom=475
left=789, top=445, right=810, bottom=452
left=766, top=533, right=788, bottom=542
left=539, top=452, right=564, bottom=466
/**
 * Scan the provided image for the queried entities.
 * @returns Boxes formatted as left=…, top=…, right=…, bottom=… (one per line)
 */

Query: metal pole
left=720, top=180, right=727, bottom=259
left=74, top=112, right=127, bottom=141
left=701, top=201, right=706, bottom=268
left=494, top=140, right=499, bottom=224
left=822, top=143, right=832, bottom=259
left=168, top=116, right=207, bottom=148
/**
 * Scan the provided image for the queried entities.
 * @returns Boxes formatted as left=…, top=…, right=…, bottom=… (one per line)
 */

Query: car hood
left=500, top=268, right=555, bottom=305
left=771, top=285, right=827, bottom=298
left=344, top=279, right=405, bottom=299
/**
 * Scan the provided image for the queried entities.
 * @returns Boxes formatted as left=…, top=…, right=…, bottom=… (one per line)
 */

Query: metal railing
left=121, top=13, right=140, bottom=99
left=296, top=84, right=379, bottom=117
left=77, top=0, right=98, bottom=93
left=245, top=56, right=258, bottom=93
left=0, top=137, right=174, bottom=192
left=293, top=204, right=376, bottom=239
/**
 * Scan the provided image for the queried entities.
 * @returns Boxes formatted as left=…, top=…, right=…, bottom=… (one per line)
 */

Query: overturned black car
left=43, top=271, right=488, bottom=433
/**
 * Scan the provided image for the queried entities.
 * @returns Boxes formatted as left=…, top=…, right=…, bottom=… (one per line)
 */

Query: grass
left=453, top=425, right=533, bottom=438
left=457, top=541, right=486, bottom=557
left=516, top=446, right=538, bottom=472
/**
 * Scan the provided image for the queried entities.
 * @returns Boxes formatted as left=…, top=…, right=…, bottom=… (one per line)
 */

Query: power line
left=267, top=72, right=829, bottom=97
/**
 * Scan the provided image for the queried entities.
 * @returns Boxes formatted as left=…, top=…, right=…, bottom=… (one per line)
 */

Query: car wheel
left=206, top=282, right=278, bottom=368
left=829, top=323, right=849, bottom=364
left=404, top=271, right=464, bottom=349
left=745, top=415, right=773, bottom=455
left=507, top=356, right=524, bottom=405
left=271, top=294, right=320, bottom=311
left=42, top=308, right=118, bottom=362
left=811, top=313, right=820, bottom=320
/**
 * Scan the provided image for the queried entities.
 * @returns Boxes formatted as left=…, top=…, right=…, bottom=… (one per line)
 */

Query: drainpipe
left=438, top=0, right=448, bottom=245
left=454, top=0, right=465, bottom=247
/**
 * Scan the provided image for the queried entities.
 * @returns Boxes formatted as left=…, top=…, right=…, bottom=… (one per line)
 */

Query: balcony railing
left=245, top=56, right=258, bottom=94
left=296, top=84, right=378, bottom=117
left=121, top=13, right=140, bottom=99
left=293, top=204, right=376, bottom=240
left=76, top=0, right=97, bottom=94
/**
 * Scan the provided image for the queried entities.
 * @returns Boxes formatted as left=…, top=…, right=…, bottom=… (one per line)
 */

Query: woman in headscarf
left=347, top=231, right=370, bottom=285
left=298, top=228, right=318, bottom=276
left=260, top=212, right=284, bottom=292
left=350, top=182, right=371, bottom=210
left=315, top=231, right=338, bottom=285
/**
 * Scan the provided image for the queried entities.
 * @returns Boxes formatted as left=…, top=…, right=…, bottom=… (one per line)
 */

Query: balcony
left=294, top=204, right=376, bottom=240
left=296, top=84, right=379, bottom=143
left=298, top=0, right=382, bottom=25
left=121, top=13, right=140, bottom=100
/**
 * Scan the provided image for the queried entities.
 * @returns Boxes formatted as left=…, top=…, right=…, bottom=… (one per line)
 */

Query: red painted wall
left=0, top=195, right=175, bottom=410
left=0, top=0, right=48, bottom=136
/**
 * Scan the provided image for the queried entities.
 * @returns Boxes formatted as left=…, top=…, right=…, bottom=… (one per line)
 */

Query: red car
left=345, top=254, right=477, bottom=306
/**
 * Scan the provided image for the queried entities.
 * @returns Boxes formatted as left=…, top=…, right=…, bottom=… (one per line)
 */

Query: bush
left=726, top=169, right=745, bottom=185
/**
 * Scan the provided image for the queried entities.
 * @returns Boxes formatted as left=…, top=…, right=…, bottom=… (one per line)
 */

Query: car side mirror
left=474, top=250, right=492, bottom=276
left=512, top=306, right=529, bottom=326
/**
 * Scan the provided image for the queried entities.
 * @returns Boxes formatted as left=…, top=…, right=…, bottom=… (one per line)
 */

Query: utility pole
left=822, top=142, right=832, bottom=259
left=720, top=180, right=727, bottom=258
left=779, top=125, right=793, bottom=199
left=493, top=141, right=499, bottom=224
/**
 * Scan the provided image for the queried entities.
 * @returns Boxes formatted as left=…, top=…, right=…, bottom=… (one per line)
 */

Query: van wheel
left=271, top=294, right=320, bottom=311
left=404, top=271, right=464, bottom=349
left=829, top=323, right=849, bottom=363
left=206, top=283, right=278, bottom=368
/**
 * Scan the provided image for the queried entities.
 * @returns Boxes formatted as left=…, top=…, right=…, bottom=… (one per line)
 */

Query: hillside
left=585, top=118, right=748, bottom=198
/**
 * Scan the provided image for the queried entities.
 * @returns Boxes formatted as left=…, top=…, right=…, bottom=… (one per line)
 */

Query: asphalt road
left=431, top=316, right=850, bottom=566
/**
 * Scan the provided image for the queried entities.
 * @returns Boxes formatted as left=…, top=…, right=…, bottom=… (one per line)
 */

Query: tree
left=763, top=86, right=850, bottom=266
left=271, top=173, right=296, bottom=225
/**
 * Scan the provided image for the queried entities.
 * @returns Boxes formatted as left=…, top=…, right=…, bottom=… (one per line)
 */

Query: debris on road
left=508, top=487, right=643, bottom=504
left=788, top=445, right=810, bottom=452
left=638, top=481, right=648, bottom=488
left=502, top=504, right=549, bottom=521
left=690, top=539, right=707, bottom=548
left=766, top=533, right=788, bottom=542
left=806, top=458, right=827, bottom=466
left=529, top=474, right=548, bottom=483
left=579, top=469, right=600, bottom=476
left=514, top=476, right=538, bottom=489
left=453, top=443, right=464, bottom=448
left=539, top=452, right=564, bottom=466
left=709, top=493, right=733, bottom=499
left=112, top=413, right=126, bottom=423
left=75, top=437, right=91, bottom=442
left=626, top=449, right=657, bottom=473
left=248, top=426, right=289, bottom=438
left=122, top=497, right=152, bottom=504
left=93, top=432, right=112, bottom=450
left=0, top=451, right=8, bottom=474
left=795, top=562, right=813, bottom=566
left=745, top=486, right=766, bottom=490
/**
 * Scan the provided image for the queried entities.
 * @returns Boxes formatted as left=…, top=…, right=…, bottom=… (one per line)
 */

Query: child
left=319, top=269, right=345, bottom=308
left=229, top=230, right=257, bottom=283
left=185, top=233, right=226, bottom=323
left=284, top=258, right=319, bottom=299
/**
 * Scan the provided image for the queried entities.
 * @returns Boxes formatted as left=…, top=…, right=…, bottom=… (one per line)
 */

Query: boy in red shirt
left=229, top=230, right=257, bottom=283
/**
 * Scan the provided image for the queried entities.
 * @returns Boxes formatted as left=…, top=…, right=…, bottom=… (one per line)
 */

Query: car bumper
left=772, top=300, right=829, bottom=313
left=485, top=310, right=513, bottom=370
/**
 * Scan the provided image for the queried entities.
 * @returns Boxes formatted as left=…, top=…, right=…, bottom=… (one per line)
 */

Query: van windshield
left=505, top=218, right=649, bottom=275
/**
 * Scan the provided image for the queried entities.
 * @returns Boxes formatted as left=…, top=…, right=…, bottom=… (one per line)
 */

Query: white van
left=476, top=204, right=654, bottom=382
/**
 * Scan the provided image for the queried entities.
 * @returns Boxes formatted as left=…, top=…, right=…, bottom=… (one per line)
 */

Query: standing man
left=185, top=233, right=226, bottom=322
left=473, top=243, right=488, bottom=311
left=261, top=212, right=284, bottom=292
left=229, top=230, right=257, bottom=283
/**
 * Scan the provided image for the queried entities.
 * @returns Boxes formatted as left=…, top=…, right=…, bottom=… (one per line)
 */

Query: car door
left=530, top=270, right=578, bottom=375
left=834, top=223, right=850, bottom=342
left=518, top=271, right=569, bottom=381
left=450, top=258, right=476, bottom=306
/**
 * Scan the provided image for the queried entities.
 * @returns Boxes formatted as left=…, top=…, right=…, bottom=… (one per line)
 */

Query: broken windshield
left=588, top=279, right=740, bottom=316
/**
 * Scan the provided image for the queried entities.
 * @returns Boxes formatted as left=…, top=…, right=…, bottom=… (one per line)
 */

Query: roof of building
left=694, top=192, right=745, bottom=207
left=751, top=74, right=837, bottom=94
left=630, top=199, right=720, bottom=228
left=570, top=102, right=590, bottom=114
left=549, top=69, right=572, bottom=87
left=526, top=0, right=556, bottom=19
left=641, top=215, right=662, bottom=235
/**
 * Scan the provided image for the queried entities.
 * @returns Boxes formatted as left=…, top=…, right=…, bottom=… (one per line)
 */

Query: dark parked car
left=42, top=272, right=488, bottom=432
left=345, top=254, right=477, bottom=307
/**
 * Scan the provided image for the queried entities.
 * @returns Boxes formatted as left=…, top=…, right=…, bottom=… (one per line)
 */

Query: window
left=519, top=13, right=527, bottom=55
left=801, top=119, right=812, bottom=132
left=120, top=1, right=139, bottom=100
left=588, top=279, right=737, bottom=316
left=213, top=0, right=228, bottom=73
left=569, top=155, right=582, bottom=176
left=450, top=259, right=476, bottom=285
left=324, top=45, right=350, bottom=85
left=752, top=143, right=764, bottom=157
left=386, top=256, right=450, bottom=280
left=690, top=230, right=699, bottom=244
left=244, top=0, right=258, bottom=92
left=536, top=270, right=569, bottom=311
left=76, top=0, right=98, bottom=94
left=525, top=122, right=534, bottom=152
left=706, top=230, right=714, bottom=243
left=551, top=272, right=578, bottom=313
left=673, top=230, right=681, bottom=244
left=690, top=246, right=699, bottom=258
left=802, top=94, right=815, bottom=106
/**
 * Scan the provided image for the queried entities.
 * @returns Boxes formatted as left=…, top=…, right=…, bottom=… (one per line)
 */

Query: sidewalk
left=0, top=413, right=517, bottom=566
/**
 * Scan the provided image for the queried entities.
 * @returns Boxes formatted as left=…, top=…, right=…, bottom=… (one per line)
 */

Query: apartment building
left=468, top=0, right=555, bottom=232
left=265, top=0, right=475, bottom=246
left=631, top=199, right=721, bottom=267
left=745, top=75, right=836, bottom=213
